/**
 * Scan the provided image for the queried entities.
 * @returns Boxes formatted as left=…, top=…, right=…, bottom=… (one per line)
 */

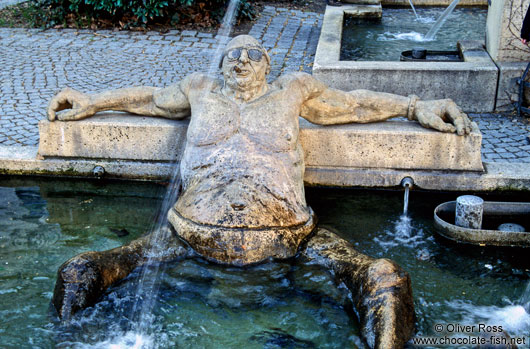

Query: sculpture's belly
left=167, top=205, right=316, bottom=266
left=168, top=138, right=315, bottom=265
left=177, top=136, right=309, bottom=227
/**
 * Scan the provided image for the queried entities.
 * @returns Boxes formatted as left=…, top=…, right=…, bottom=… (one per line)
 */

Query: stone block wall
left=487, top=0, right=530, bottom=62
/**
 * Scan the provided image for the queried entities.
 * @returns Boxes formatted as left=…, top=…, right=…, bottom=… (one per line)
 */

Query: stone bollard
left=455, top=195, right=484, bottom=229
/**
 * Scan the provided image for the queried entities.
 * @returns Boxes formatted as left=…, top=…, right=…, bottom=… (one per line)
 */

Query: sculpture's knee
left=364, top=258, right=411, bottom=292
left=360, top=258, right=415, bottom=349
left=52, top=252, right=104, bottom=320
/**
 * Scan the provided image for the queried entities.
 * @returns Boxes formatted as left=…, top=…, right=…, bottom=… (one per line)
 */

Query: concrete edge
left=1, top=145, right=528, bottom=191
left=494, top=61, right=529, bottom=112
left=314, top=5, right=344, bottom=66
left=0, top=145, right=175, bottom=180
left=304, top=163, right=530, bottom=191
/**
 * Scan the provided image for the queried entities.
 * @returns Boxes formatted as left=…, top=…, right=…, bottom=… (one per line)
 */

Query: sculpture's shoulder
left=181, top=72, right=222, bottom=95
left=274, top=72, right=326, bottom=101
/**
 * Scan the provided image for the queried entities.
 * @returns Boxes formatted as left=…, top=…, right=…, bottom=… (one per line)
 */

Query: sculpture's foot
left=52, top=230, right=190, bottom=320
left=300, top=227, right=415, bottom=349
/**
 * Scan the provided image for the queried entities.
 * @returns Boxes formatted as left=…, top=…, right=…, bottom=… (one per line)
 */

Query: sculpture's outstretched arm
left=47, top=76, right=193, bottom=121
left=295, top=72, right=473, bottom=135
left=52, top=230, right=192, bottom=320
left=299, top=228, right=415, bottom=349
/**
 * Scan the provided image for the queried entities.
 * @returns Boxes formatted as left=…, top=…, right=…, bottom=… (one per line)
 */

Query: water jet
left=401, top=177, right=414, bottom=214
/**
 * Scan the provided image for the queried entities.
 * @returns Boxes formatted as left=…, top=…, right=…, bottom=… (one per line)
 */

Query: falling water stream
left=97, top=1, right=242, bottom=347
left=521, top=281, right=530, bottom=312
left=407, top=0, right=419, bottom=19
left=424, top=0, right=462, bottom=40
left=403, top=185, right=410, bottom=215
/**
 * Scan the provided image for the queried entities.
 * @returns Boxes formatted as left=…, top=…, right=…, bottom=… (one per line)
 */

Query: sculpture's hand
left=47, top=88, right=95, bottom=121
left=414, top=99, right=473, bottom=135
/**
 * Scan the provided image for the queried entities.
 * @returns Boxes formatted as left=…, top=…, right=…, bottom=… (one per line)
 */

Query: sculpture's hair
left=219, top=35, right=271, bottom=73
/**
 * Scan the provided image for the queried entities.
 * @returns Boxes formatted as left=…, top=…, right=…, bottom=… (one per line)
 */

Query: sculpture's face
left=222, top=44, right=270, bottom=91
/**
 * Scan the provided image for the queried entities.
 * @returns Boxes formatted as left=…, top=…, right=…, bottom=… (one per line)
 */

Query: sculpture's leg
left=299, top=227, right=415, bottom=349
left=52, top=230, right=191, bottom=320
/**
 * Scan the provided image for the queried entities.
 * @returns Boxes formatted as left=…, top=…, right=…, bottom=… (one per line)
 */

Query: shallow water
left=341, top=7, right=488, bottom=61
left=307, top=188, right=530, bottom=343
left=0, top=178, right=529, bottom=347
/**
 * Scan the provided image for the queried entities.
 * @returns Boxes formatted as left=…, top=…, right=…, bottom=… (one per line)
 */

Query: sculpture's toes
left=52, top=252, right=104, bottom=321
left=361, top=258, right=415, bottom=349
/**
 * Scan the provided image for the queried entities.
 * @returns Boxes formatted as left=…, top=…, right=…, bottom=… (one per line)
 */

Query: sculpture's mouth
left=234, top=65, right=251, bottom=77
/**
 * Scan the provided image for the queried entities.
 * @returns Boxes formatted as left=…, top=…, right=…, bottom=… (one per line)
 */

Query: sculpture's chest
left=186, top=91, right=300, bottom=150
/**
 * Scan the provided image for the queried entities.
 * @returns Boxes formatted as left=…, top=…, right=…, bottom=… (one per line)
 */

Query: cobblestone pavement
left=0, top=6, right=322, bottom=147
left=473, top=113, right=530, bottom=163
left=0, top=0, right=26, bottom=10
left=0, top=5, right=529, bottom=164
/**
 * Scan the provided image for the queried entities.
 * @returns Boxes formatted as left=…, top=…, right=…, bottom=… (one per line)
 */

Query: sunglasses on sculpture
left=226, top=48, right=264, bottom=62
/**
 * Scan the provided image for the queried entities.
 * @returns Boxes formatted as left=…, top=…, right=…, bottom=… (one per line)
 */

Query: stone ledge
left=299, top=119, right=483, bottom=171
left=304, top=162, right=530, bottom=191
left=38, top=113, right=483, bottom=172
left=0, top=146, right=527, bottom=191
left=38, top=113, right=188, bottom=161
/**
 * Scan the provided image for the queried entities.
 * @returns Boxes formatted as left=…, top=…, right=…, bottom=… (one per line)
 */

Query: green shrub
left=34, top=0, right=255, bottom=28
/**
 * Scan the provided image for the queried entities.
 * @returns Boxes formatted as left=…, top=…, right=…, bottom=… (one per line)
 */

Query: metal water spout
left=401, top=177, right=414, bottom=215
left=92, top=166, right=105, bottom=178
left=401, top=177, right=414, bottom=189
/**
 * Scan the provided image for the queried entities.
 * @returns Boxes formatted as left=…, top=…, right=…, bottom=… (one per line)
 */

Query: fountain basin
left=1, top=178, right=529, bottom=347
left=434, top=200, right=530, bottom=247
left=313, top=4, right=498, bottom=112
left=341, top=7, right=487, bottom=62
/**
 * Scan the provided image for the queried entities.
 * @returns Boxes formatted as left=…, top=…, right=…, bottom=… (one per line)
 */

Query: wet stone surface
left=0, top=5, right=529, bottom=165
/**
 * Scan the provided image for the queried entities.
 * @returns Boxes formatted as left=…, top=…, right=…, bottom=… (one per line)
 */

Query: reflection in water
left=0, top=187, right=61, bottom=249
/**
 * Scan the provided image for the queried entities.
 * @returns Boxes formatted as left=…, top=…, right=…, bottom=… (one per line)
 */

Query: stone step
left=38, top=113, right=483, bottom=172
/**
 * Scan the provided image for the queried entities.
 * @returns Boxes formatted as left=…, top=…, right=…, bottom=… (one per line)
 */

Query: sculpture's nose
left=239, top=49, right=250, bottom=63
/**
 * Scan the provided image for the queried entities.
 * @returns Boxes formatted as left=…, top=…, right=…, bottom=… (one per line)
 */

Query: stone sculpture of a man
left=48, top=35, right=473, bottom=348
